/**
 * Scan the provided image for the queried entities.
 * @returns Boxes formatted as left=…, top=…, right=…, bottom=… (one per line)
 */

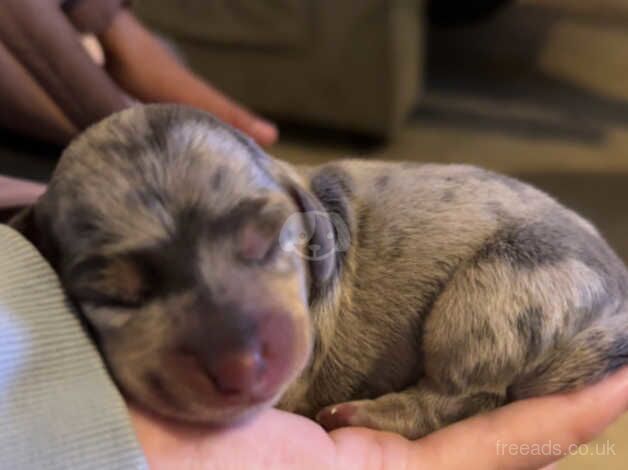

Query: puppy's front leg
left=316, top=380, right=505, bottom=439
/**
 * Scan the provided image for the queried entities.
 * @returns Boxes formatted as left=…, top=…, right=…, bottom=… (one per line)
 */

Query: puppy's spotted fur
left=12, top=105, right=628, bottom=438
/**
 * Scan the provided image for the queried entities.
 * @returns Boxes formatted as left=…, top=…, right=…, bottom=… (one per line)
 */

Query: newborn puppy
left=12, top=104, right=628, bottom=439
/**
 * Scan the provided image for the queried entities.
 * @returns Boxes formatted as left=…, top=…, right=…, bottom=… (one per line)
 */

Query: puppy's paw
left=315, top=400, right=377, bottom=432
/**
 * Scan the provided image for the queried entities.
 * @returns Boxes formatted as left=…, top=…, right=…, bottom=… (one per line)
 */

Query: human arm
left=0, top=1, right=276, bottom=146
left=0, top=0, right=130, bottom=130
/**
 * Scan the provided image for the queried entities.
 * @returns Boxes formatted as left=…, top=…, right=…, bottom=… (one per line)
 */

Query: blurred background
left=1, top=1, right=627, bottom=466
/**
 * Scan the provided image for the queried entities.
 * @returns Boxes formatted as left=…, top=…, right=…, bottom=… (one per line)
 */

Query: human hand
left=129, top=367, right=628, bottom=470
left=0, top=176, right=46, bottom=210
left=100, top=10, right=278, bottom=147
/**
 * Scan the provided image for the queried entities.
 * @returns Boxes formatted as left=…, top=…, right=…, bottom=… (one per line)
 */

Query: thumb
left=418, top=367, right=628, bottom=470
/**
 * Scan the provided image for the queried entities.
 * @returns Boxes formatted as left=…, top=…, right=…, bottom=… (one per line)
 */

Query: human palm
left=130, top=367, right=628, bottom=470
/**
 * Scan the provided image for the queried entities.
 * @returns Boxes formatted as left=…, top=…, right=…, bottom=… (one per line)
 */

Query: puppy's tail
left=508, top=324, right=628, bottom=400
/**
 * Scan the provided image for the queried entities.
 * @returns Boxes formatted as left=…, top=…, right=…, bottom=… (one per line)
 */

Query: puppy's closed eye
left=66, top=255, right=150, bottom=308
left=237, top=205, right=288, bottom=264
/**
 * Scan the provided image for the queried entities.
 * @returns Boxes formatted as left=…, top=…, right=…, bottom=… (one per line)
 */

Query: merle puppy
left=12, top=104, right=628, bottom=438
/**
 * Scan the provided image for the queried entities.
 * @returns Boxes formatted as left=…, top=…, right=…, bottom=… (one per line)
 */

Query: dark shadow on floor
left=418, top=2, right=628, bottom=145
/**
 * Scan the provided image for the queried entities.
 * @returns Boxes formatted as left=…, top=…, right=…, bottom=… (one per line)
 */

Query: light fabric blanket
left=0, top=224, right=146, bottom=469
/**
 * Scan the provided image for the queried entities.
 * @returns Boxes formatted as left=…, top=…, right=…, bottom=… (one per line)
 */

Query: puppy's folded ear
left=250, top=153, right=339, bottom=294
left=284, top=181, right=337, bottom=285
left=9, top=206, right=38, bottom=245
left=9, top=206, right=59, bottom=270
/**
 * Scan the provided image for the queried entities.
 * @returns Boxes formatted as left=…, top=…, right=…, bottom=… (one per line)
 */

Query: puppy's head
left=13, top=104, right=338, bottom=424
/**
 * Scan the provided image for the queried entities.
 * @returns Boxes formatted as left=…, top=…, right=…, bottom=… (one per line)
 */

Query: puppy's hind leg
left=509, top=322, right=628, bottom=400
left=316, top=379, right=506, bottom=439
left=316, top=255, right=566, bottom=438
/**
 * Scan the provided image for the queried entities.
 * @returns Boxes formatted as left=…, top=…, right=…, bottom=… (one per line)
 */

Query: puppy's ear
left=9, top=206, right=38, bottom=245
left=235, top=133, right=343, bottom=303
left=252, top=154, right=338, bottom=291
left=9, top=206, right=59, bottom=270
left=284, top=180, right=337, bottom=286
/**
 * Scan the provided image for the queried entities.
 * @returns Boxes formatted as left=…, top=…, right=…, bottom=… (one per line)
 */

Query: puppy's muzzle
left=181, top=309, right=299, bottom=403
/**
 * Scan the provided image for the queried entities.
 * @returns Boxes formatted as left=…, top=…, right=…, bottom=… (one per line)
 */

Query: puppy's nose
left=203, top=312, right=298, bottom=400
left=207, top=348, right=266, bottom=395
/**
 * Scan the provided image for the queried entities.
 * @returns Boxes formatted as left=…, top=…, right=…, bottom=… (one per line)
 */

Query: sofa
left=133, top=0, right=424, bottom=138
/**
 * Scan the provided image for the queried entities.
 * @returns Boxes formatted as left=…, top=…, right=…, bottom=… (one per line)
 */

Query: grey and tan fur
left=12, top=105, right=628, bottom=439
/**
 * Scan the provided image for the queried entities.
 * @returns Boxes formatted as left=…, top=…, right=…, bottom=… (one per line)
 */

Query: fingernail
left=251, top=120, right=279, bottom=146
